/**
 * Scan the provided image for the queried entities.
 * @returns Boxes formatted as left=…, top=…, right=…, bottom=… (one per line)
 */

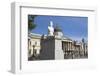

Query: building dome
left=54, top=25, right=63, bottom=37
left=54, top=26, right=62, bottom=32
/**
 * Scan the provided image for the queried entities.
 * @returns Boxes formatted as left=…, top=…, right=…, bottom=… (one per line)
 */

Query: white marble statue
left=48, top=21, right=54, bottom=36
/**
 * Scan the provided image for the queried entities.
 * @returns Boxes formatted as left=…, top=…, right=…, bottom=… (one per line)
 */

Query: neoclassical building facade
left=28, top=21, right=88, bottom=60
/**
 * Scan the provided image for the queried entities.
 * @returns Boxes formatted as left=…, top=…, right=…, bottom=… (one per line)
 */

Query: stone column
left=67, top=42, right=68, bottom=51
left=70, top=42, right=71, bottom=51
left=71, top=42, right=72, bottom=50
left=69, top=42, right=71, bottom=51
left=69, top=42, right=71, bottom=50
left=68, top=42, right=69, bottom=51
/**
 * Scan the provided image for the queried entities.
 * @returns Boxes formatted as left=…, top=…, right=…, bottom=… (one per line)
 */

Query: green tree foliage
left=28, top=15, right=37, bottom=31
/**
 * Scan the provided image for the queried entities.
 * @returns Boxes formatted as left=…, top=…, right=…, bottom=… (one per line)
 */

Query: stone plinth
left=39, top=36, right=55, bottom=60
left=40, top=36, right=64, bottom=60
left=55, top=36, right=64, bottom=59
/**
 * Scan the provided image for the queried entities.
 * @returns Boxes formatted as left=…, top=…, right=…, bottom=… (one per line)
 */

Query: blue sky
left=29, top=15, right=88, bottom=41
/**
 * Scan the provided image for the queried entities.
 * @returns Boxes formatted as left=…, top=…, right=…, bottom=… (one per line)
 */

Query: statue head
left=50, top=21, right=53, bottom=27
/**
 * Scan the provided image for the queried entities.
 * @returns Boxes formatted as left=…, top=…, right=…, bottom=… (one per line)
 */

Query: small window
left=35, top=42, right=37, bottom=45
